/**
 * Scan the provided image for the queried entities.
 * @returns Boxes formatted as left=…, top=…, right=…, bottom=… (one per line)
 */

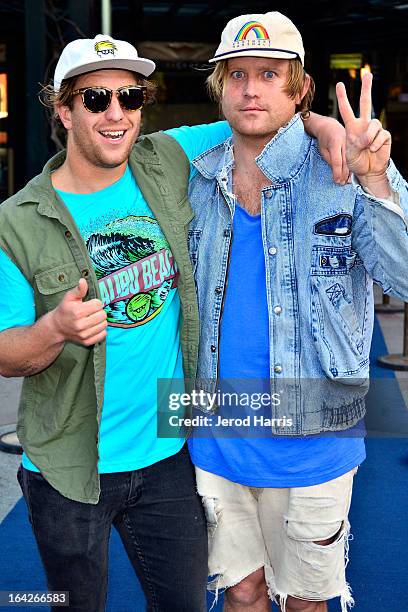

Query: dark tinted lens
left=83, top=88, right=111, bottom=112
left=118, top=87, right=145, bottom=111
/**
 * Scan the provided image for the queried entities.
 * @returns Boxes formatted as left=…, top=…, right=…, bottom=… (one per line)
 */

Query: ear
left=295, top=73, right=311, bottom=106
left=56, top=104, right=72, bottom=130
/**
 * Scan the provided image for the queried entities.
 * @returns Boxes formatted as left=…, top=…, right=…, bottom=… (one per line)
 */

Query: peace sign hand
left=336, top=73, right=392, bottom=195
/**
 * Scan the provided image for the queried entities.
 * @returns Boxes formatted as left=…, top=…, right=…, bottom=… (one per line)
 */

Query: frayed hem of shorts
left=268, top=584, right=355, bottom=612
left=207, top=563, right=265, bottom=610
left=266, top=523, right=355, bottom=612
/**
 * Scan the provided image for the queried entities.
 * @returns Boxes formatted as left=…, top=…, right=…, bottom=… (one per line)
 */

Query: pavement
left=0, top=375, right=22, bottom=521
left=0, top=445, right=21, bottom=521
left=0, top=375, right=22, bottom=427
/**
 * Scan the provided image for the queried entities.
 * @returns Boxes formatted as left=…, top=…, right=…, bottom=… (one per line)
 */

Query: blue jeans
left=17, top=445, right=207, bottom=612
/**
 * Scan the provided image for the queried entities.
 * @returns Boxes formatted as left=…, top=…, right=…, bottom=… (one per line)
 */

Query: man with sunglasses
left=0, top=33, right=347, bottom=611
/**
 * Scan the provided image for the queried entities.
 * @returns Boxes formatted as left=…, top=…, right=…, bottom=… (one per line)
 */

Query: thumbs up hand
left=50, top=278, right=108, bottom=346
left=66, top=277, right=89, bottom=302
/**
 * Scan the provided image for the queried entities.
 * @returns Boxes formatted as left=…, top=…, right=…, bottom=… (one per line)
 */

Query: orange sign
left=0, top=73, right=7, bottom=119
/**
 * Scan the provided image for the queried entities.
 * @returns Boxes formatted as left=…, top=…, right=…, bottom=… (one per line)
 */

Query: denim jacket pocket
left=310, top=245, right=370, bottom=383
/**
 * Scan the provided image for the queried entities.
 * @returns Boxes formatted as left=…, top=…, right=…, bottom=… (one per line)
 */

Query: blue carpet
left=0, top=319, right=407, bottom=611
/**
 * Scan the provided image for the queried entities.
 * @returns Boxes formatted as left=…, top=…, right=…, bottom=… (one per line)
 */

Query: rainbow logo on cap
left=234, top=21, right=270, bottom=41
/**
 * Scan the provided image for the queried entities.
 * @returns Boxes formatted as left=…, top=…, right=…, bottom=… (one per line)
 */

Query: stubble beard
left=228, top=117, right=278, bottom=145
left=225, top=104, right=296, bottom=145
left=77, top=134, right=135, bottom=169
left=69, top=117, right=138, bottom=170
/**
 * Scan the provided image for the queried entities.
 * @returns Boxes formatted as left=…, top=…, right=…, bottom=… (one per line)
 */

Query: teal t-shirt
left=0, top=122, right=231, bottom=473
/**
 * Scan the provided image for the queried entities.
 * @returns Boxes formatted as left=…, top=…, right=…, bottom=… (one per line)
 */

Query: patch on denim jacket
left=320, top=254, right=350, bottom=270
left=314, top=214, right=352, bottom=237
left=311, top=246, right=357, bottom=276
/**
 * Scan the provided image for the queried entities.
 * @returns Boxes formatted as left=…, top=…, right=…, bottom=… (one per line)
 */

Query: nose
left=243, top=75, right=258, bottom=98
left=104, top=92, right=125, bottom=121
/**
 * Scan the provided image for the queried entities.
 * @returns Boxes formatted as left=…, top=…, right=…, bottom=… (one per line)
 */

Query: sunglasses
left=71, top=85, right=147, bottom=113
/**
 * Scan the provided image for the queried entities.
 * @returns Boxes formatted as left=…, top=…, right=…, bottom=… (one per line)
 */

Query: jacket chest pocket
left=35, top=262, right=81, bottom=312
left=310, top=245, right=370, bottom=382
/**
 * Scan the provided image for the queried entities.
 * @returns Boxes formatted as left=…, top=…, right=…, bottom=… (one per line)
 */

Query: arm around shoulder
left=302, top=112, right=348, bottom=184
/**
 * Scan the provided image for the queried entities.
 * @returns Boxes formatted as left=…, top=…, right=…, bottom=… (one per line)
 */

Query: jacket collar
left=192, top=113, right=312, bottom=184
left=14, top=150, right=66, bottom=210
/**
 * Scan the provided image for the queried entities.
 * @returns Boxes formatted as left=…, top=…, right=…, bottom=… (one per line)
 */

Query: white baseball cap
left=54, top=34, right=156, bottom=91
left=209, top=12, right=304, bottom=66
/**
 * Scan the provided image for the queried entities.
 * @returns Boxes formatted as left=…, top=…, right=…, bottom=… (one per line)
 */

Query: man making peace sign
left=187, top=11, right=408, bottom=612
left=337, top=73, right=392, bottom=195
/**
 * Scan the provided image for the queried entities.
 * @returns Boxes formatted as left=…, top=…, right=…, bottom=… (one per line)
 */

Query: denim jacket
left=188, top=114, right=408, bottom=435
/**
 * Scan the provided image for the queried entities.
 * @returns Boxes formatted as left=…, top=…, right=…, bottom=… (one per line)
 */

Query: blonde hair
left=207, top=58, right=315, bottom=117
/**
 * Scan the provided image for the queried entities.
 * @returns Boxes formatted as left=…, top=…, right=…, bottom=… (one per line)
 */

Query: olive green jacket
left=0, top=133, right=198, bottom=503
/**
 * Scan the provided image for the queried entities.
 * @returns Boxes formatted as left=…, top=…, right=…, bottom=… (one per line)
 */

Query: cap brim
left=58, top=57, right=156, bottom=88
left=209, top=49, right=302, bottom=65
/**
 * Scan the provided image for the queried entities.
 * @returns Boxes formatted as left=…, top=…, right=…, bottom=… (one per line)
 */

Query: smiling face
left=221, top=57, right=307, bottom=145
left=57, top=69, right=141, bottom=173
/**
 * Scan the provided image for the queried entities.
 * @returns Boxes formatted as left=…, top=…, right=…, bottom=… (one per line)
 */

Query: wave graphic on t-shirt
left=86, top=216, right=178, bottom=328
left=88, top=233, right=155, bottom=278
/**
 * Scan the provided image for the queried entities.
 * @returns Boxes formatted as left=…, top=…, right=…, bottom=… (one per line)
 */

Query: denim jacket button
left=210, top=345, right=217, bottom=353
left=224, top=229, right=231, bottom=237
left=268, top=247, right=277, bottom=255
left=274, top=306, right=282, bottom=315
left=274, top=365, right=282, bottom=373
left=215, top=287, right=222, bottom=295
left=265, top=191, right=273, bottom=198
